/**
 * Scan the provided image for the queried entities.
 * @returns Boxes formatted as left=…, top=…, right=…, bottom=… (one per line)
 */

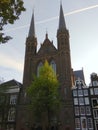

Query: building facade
left=72, top=79, right=94, bottom=130
left=0, top=79, right=22, bottom=130
left=89, top=73, right=98, bottom=130
left=16, top=4, right=74, bottom=130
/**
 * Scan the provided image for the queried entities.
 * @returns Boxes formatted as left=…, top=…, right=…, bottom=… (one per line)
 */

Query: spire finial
left=45, top=28, right=48, bottom=39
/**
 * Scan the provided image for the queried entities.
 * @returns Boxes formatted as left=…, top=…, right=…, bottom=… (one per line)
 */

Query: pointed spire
left=45, top=28, right=48, bottom=39
left=45, top=33, right=48, bottom=39
left=28, top=10, right=35, bottom=37
left=59, top=3, right=66, bottom=29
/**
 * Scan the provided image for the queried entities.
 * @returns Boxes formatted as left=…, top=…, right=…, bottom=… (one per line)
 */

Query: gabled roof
left=74, top=69, right=85, bottom=82
left=37, top=34, right=57, bottom=55
left=0, top=79, right=22, bottom=88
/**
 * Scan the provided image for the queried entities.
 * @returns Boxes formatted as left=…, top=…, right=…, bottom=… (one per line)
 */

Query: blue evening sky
left=0, top=0, right=98, bottom=85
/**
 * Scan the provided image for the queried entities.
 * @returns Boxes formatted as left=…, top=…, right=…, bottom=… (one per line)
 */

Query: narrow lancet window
left=50, top=60, right=56, bottom=74
left=37, top=62, right=43, bottom=77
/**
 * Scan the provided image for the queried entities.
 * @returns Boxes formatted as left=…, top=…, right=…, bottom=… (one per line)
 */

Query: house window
left=92, top=99, right=97, bottom=107
left=85, top=97, right=89, bottom=105
left=84, top=89, right=88, bottom=96
left=7, top=124, right=14, bottom=130
left=50, top=60, right=56, bottom=74
left=37, top=62, right=43, bottom=77
left=6, top=124, right=15, bottom=130
left=10, top=95, right=17, bottom=105
left=80, top=106, right=85, bottom=115
left=78, top=90, right=83, bottom=96
left=94, top=88, right=98, bottom=95
left=93, top=81, right=98, bottom=86
left=81, top=117, right=87, bottom=129
left=90, top=88, right=94, bottom=95
left=79, top=97, right=84, bottom=105
left=93, top=110, right=98, bottom=119
left=86, top=106, right=91, bottom=115
left=75, top=107, right=79, bottom=115
left=74, top=98, right=78, bottom=105
left=88, top=118, right=93, bottom=128
left=73, top=90, right=77, bottom=96
left=95, top=120, right=98, bottom=130
left=8, top=107, right=16, bottom=121
left=75, top=118, right=80, bottom=128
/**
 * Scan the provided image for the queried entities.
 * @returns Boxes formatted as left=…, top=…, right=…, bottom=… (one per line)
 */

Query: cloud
left=4, top=4, right=98, bottom=33
left=0, top=53, right=23, bottom=72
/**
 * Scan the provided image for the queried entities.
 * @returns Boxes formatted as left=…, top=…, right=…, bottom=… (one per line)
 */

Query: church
left=16, top=3, right=75, bottom=130
left=0, top=2, right=98, bottom=130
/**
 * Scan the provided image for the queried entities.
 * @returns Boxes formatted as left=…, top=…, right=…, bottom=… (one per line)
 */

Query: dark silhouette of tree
left=0, top=0, right=25, bottom=43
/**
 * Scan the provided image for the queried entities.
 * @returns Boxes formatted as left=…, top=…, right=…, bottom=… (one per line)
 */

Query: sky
left=0, top=0, right=98, bottom=85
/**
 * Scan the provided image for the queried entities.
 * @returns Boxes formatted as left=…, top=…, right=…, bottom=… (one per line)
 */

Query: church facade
left=16, top=4, right=75, bottom=130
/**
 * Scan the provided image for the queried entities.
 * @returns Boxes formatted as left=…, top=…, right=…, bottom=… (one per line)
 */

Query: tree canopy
left=0, top=0, right=25, bottom=43
left=27, top=61, right=61, bottom=123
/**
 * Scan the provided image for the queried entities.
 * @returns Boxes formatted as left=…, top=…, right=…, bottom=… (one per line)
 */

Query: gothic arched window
left=37, top=62, right=43, bottom=77
left=50, top=60, right=56, bottom=74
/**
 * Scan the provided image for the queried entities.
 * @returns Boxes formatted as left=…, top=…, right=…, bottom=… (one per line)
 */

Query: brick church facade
left=16, top=4, right=75, bottom=130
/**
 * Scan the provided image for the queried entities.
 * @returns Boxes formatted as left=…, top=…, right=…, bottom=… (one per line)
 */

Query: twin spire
left=28, top=3, right=66, bottom=37
left=59, top=3, right=66, bottom=29
left=28, top=10, right=35, bottom=37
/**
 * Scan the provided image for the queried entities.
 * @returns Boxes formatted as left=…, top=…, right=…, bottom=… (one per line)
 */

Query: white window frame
left=8, top=107, right=16, bottom=121
left=78, top=90, right=83, bottom=96
left=85, top=97, right=89, bottom=105
left=81, top=117, right=87, bottom=130
left=73, top=90, right=77, bottom=97
left=93, top=109, right=98, bottom=119
left=75, top=118, right=80, bottom=129
left=74, top=98, right=78, bottom=105
left=95, top=120, right=98, bottom=130
left=84, top=89, right=88, bottom=96
left=90, top=88, right=94, bottom=95
left=10, top=95, right=17, bottom=105
left=79, top=97, right=84, bottom=105
left=93, top=81, right=98, bottom=86
left=86, top=106, right=91, bottom=115
left=88, top=118, right=93, bottom=129
left=80, top=106, right=85, bottom=115
left=75, top=107, right=79, bottom=115
left=94, top=88, right=98, bottom=95
left=92, top=98, right=98, bottom=107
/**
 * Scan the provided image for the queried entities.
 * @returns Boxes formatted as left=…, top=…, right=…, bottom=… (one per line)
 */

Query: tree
left=27, top=61, right=61, bottom=129
left=0, top=0, right=25, bottom=43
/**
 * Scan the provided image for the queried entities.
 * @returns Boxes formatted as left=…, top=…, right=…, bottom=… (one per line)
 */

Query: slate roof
left=28, top=11, right=35, bottom=37
left=59, top=4, right=66, bottom=29
left=74, top=69, right=85, bottom=82
left=0, top=79, right=22, bottom=88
